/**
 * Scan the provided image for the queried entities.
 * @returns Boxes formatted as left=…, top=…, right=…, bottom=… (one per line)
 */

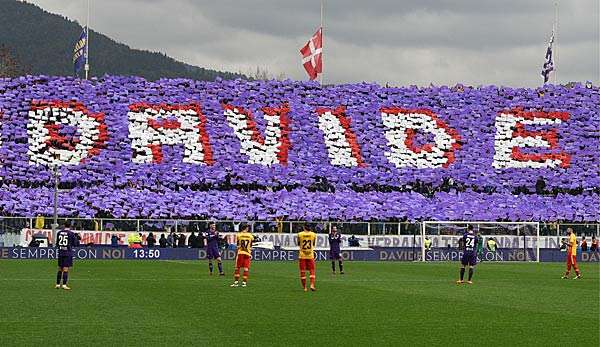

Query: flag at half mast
left=73, top=28, right=87, bottom=75
left=541, top=32, right=554, bottom=83
left=300, top=28, right=323, bottom=81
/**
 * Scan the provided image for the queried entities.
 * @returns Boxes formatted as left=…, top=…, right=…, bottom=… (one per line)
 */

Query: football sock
left=242, top=270, right=249, bottom=282
left=62, top=271, right=68, bottom=285
left=217, top=261, right=223, bottom=274
left=339, top=261, right=343, bottom=272
left=460, top=268, right=465, bottom=281
left=234, top=268, right=240, bottom=281
left=208, top=261, right=213, bottom=273
left=468, top=268, right=474, bottom=281
left=309, top=269, right=316, bottom=287
left=300, top=276, right=306, bottom=288
left=56, top=271, right=62, bottom=285
left=331, top=261, right=335, bottom=272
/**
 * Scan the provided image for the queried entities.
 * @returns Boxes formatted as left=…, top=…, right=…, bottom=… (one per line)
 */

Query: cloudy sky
left=28, top=0, right=599, bottom=86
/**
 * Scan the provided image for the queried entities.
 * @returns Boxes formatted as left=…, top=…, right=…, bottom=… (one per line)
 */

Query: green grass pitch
left=0, top=260, right=598, bottom=346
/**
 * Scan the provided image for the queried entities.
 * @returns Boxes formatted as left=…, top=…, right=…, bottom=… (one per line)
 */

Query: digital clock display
left=131, top=249, right=162, bottom=259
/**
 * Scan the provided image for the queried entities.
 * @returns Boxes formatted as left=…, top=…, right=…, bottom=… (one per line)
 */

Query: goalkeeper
left=476, top=232, right=484, bottom=257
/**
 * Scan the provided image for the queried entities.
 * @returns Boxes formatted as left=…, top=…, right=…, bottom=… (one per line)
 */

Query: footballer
left=55, top=222, right=77, bottom=290
left=457, top=225, right=478, bottom=284
left=298, top=224, right=317, bottom=292
left=231, top=224, right=254, bottom=287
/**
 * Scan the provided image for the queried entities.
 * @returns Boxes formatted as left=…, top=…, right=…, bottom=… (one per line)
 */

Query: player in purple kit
left=55, top=222, right=77, bottom=290
left=205, top=222, right=224, bottom=276
left=328, top=225, right=344, bottom=274
left=457, top=225, right=478, bottom=284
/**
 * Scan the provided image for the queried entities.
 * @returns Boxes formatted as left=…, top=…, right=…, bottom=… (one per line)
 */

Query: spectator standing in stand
left=159, top=234, right=167, bottom=248
left=146, top=232, right=156, bottom=248
left=580, top=236, right=588, bottom=252
left=178, top=233, right=187, bottom=248
left=188, top=232, right=197, bottom=248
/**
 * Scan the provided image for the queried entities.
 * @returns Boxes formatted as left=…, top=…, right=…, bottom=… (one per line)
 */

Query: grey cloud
left=27, top=0, right=600, bottom=86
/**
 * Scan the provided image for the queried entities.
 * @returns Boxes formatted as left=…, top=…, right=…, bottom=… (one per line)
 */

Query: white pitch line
left=0, top=277, right=568, bottom=283
left=0, top=278, right=213, bottom=281
left=164, top=260, right=200, bottom=265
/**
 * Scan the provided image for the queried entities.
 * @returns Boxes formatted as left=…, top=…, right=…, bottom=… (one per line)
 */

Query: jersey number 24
left=465, top=238, right=473, bottom=247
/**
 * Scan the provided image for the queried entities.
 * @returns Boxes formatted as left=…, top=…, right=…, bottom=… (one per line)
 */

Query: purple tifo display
left=0, top=75, right=598, bottom=221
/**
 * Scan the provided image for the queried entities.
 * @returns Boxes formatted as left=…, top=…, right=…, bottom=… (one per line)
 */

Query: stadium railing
left=0, top=217, right=597, bottom=236
left=1, top=217, right=598, bottom=263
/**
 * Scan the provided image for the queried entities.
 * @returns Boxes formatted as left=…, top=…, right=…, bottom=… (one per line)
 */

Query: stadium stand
left=0, top=76, right=598, bottom=222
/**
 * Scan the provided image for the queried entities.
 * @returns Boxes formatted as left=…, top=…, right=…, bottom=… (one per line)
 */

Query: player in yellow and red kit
left=562, top=228, right=582, bottom=279
left=231, top=224, right=254, bottom=287
left=297, top=224, right=317, bottom=292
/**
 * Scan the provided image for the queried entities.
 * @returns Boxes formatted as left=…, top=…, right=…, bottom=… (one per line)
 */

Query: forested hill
left=0, top=0, right=244, bottom=80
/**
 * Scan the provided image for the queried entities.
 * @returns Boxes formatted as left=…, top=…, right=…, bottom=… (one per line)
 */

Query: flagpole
left=553, top=1, right=558, bottom=84
left=85, top=0, right=90, bottom=80
left=320, top=0, right=324, bottom=85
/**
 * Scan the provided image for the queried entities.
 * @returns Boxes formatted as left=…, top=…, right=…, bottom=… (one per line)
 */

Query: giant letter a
left=128, top=103, right=213, bottom=164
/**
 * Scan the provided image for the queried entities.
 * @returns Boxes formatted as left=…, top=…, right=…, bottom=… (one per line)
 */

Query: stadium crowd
left=0, top=76, right=598, bottom=222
